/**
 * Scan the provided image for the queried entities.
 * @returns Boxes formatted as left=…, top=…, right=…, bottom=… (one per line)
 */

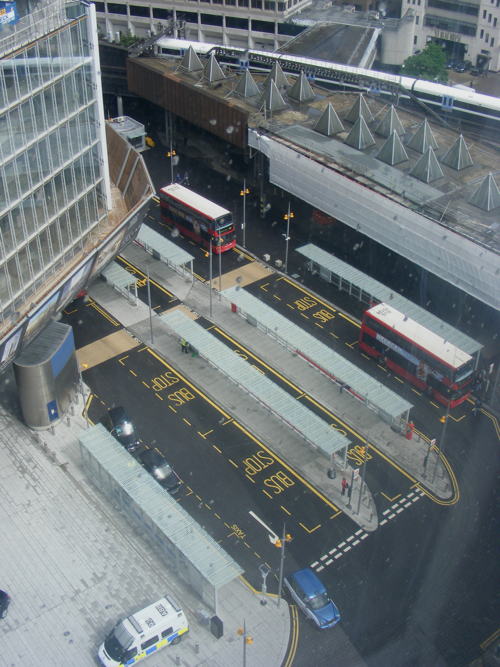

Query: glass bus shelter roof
left=296, top=243, right=482, bottom=357
left=222, top=286, right=412, bottom=422
left=161, top=309, right=350, bottom=457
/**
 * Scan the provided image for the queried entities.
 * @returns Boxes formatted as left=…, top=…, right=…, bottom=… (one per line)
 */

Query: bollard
left=66, top=416, right=71, bottom=427
left=175, top=656, right=180, bottom=666
left=194, top=643, right=200, bottom=655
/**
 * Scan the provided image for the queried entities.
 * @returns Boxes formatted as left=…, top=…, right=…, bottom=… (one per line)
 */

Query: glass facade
left=0, top=6, right=108, bottom=322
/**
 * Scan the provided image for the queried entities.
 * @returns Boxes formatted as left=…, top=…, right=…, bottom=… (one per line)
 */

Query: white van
left=98, top=594, right=189, bottom=666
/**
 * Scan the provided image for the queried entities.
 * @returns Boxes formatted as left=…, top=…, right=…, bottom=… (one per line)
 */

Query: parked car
left=0, top=590, right=10, bottom=619
left=105, top=406, right=140, bottom=453
left=139, top=449, right=182, bottom=495
left=284, top=568, right=340, bottom=629
left=454, top=62, right=467, bottom=72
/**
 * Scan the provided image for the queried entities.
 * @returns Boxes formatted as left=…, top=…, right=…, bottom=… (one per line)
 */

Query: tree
left=402, top=43, right=448, bottom=82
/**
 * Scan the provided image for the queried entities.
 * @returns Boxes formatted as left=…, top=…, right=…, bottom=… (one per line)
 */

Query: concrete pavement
left=0, top=384, right=290, bottom=667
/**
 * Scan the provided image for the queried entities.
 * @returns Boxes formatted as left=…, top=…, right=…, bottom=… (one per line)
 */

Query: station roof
left=278, top=23, right=379, bottom=68
left=161, top=309, right=351, bottom=457
left=222, top=286, right=412, bottom=421
left=296, top=243, right=483, bottom=356
left=79, top=424, right=243, bottom=589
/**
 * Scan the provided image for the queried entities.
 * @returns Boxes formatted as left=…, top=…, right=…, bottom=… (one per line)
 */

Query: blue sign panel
left=0, top=2, right=19, bottom=27
left=47, top=400, right=59, bottom=422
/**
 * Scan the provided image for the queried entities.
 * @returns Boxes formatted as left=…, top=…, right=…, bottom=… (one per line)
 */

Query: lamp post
left=275, top=523, right=292, bottom=607
left=240, top=179, right=250, bottom=248
left=356, top=446, right=368, bottom=515
left=283, top=203, right=294, bottom=274
left=166, top=141, right=176, bottom=183
left=209, top=243, right=213, bottom=318
left=218, top=239, right=222, bottom=300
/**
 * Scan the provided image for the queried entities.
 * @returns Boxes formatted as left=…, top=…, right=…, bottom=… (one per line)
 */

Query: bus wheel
left=171, top=636, right=182, bottom=645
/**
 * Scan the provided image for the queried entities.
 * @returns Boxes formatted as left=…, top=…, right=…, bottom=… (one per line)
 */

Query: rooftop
left=133, top=53, right=500, bottom=254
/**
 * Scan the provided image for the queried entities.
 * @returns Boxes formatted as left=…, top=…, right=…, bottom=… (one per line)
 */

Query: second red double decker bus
left=359, top=302, right=474, bottom=407
left=159, top=183, right=236, bottom=254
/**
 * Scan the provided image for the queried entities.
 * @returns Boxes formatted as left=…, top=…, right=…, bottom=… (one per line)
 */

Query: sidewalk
left=0, top=385, right=289, bottom=667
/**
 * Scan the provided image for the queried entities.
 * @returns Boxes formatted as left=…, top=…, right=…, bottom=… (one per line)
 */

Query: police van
left=98, top=594, right=189, bottom=666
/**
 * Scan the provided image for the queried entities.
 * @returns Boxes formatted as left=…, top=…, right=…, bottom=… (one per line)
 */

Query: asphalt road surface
left=62, top=259, right=499, bottom=666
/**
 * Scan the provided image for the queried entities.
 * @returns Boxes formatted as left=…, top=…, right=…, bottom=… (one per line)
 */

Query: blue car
left=284, top=568, right=340, bottom=629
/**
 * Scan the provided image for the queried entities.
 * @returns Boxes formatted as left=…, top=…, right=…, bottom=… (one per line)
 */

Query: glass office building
left=0, top=0, right=152, bottom=373
left=0, top=0, right=111, bottom=322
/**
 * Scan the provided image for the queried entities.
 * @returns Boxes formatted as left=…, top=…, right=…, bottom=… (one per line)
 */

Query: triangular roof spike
left=375, top=105, right=405, bottom=138
left=260, top=79, right=287, bottom=112
left=468, top=173, right=500, bottom=211
left=288, top=71, right=315, bottom=103
left=344, top=94, right=374, bottom=124
left=234, top=69, right=260, bottom=98
left=407, top=119, right=438, bottom=153
left=410, top=146, right=444, bottom=183
left=314, top=103, right=345, bottom=136
left=264, top=61, right=290, bottom=91
left=376, top=130, right=409, bottom=166
left=344, top=116, right=376, bottom=150
left=204, top=53, right=225, bottom=82
left=440, top=134, right=474, bottom=170
left=179, top=46, right=204, bottom=72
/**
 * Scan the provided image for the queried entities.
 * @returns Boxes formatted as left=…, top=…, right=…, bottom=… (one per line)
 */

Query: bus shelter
left=79, top=424, right=242, bottom=613
left=296, top=243, right=482, bottom=362
left=101, top=261, right=138, bottom=304
left=222, top=286, right=412, bottom=426
left=161, top=309, right=351, bottom=461
left=136, top=224, right=194, bottom=281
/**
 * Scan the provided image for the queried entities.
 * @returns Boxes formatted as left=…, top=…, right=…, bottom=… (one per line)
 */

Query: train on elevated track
left=154, top=37, right=500, bottom=129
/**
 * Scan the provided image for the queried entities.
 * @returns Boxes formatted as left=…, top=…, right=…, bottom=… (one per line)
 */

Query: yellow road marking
left=381, top=492, right=402, bottom=502
left=76, top=331, right=138, bottom=370
left=213, top=444, right=222, bottom=454
left=299, top=522, right=321, bottom=534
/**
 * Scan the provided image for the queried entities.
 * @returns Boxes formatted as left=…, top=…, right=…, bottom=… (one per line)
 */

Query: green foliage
left=119, top=33, right=141, bottom=48
left=402, top=43, right=448, bottom=82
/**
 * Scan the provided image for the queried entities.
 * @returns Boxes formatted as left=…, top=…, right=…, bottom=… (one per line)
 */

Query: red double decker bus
left=159, top=183, right=236, bottom=254
left=359, top=302, right=474, bottom=407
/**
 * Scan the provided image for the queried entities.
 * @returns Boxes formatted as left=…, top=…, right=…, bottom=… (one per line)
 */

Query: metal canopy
left=296, top=243, right=482, bottom=357
left=79, top=425, right=242, bottom=589
left=223, top=286, right=412, bottom=423
left=161, top=309, right=350, bottom=457
left=136, top=224, right=194, bottom=267
left=101, top=261, right=138, bottom=304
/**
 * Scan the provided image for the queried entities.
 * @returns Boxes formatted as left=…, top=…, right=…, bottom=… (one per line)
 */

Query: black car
left=139, top=449, right=182, bottom=495
left=105, top=407, right=140, bottom=453
left=0, top=590, right=10, bottom=619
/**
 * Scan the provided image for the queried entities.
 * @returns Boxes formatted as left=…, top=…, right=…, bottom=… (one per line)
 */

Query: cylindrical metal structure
left=14, top=322, right=79, bottom=430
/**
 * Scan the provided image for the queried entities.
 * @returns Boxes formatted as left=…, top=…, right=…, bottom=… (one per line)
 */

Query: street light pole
left=283, top=203, right=294, bottom=274
left=218, top=241, right=222, bottom=300
left=240, top=179, right=250, bottom=248
left=167, top=141, right=176, bottom=183
left=209, top=242, right=213, bottom=318
left=356, top=447, right=368, bottom=515
left=147, top=266, right=154, bottom=344
left=277, top=522, right=287, bottom=608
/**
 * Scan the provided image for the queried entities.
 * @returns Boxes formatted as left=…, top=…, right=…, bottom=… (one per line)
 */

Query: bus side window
left=141, top=635, right=159, bottom=650
left=161, top=627, right=173, bottom=638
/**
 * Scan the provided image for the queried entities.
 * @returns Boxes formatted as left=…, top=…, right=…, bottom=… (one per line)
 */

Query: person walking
left=181, top=338, right=188, bottom=354
left=341, top=477, right=348, bottom=496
